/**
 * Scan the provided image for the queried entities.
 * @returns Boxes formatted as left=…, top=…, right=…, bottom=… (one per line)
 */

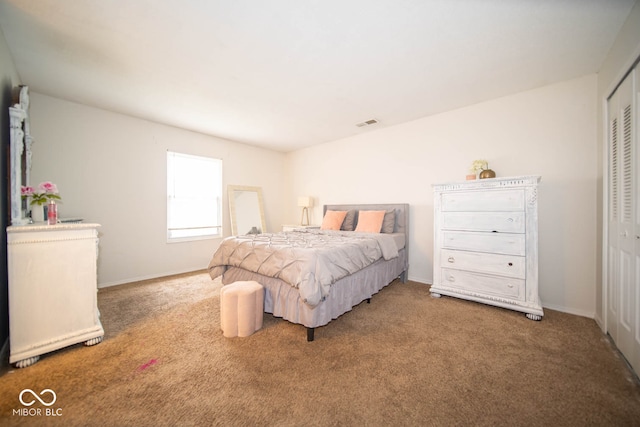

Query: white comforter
left=208, top=229, right=399, bottom=306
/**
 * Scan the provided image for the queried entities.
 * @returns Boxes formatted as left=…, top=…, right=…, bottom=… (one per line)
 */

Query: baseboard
left=407, top=275, right=430, bottom=285
left=411, top=278, right=596, bottom=319
left=593, top=312, right=605, bottom=332
left=101, top=271, right=597, bottom=321
left=98, top=268, right=208, bottom=289
left=541, top=302, right=594, bottom=319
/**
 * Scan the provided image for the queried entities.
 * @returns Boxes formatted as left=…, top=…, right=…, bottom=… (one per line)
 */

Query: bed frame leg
left=307, top=327, right=315, bottom=342
left=400, top=270, right=408, bottom=283
left=367, top=298, right=371, bottom=304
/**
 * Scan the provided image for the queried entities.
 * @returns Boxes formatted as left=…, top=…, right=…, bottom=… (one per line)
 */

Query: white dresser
left=7, top=223, right=104, bottom=368
left=431, top=176, right=543, bottom=320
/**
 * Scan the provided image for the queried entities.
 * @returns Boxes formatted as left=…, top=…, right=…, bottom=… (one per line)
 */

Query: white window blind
left=167, top=151, right=222, bottom=241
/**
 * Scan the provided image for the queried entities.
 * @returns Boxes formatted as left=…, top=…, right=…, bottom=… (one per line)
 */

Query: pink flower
left=22, top=181, right=62, bottom=206
left=21, top=186, right=35, bottom=197
left=38, top=181, right=59, bottom=194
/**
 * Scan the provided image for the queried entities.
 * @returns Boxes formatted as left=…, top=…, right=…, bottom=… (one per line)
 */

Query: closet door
left=607, top=68, right=639, bottom=375
left=607, top=80, right=621, bottom=345
left=633, top=68, right=640, bottom=375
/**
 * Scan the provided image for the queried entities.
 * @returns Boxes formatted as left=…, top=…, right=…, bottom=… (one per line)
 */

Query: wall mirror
left=9, top=85, right=33, bottom=225
left=228, top=185, right=267, bottom=235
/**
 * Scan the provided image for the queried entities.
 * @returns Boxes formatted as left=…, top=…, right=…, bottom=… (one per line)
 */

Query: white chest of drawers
left=7, top=223, right=104, bottom=367
left=431, top=176, right=543, bottom=320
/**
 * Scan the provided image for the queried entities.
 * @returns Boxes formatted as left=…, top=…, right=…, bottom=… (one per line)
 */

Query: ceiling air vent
left=356, top=119, right=379, bottom=127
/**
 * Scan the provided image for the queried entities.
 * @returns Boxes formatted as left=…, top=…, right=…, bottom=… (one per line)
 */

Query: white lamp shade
left=297, top=196, right=313, bottom=208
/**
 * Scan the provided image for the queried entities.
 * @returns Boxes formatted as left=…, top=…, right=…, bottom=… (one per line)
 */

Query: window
left=167, top=151, right=222, bottom=241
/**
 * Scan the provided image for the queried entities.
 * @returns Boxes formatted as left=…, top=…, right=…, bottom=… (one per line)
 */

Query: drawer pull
left=507, top=218, right=514, bottom=222
left=508, top=262, right=513, bottom=267
left=447, top=257, right=455, bottom=263
left=507, top=284, right=513, bottom=288
left=447, top=275, right=456, bottom=283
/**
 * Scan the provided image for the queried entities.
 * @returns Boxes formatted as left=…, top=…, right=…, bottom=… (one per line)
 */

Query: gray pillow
left=381, top=209, right=395, bottom=233
left=341, top=210, right=357, bottom=231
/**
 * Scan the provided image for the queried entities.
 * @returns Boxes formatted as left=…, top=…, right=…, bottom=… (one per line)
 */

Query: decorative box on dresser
left=431, top=176, right=543, bottom=320
left=7, top=223, right=104, bottom=368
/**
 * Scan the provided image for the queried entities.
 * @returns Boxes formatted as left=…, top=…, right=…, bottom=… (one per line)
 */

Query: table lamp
left=298, top=196, right=313, bottom=226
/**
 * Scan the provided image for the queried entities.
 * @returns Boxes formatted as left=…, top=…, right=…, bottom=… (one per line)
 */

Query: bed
left=208, top=203, right=409, bottom=341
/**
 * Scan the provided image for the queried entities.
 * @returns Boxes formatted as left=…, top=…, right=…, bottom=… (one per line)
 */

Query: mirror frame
left=228, top=185, right=267, bottom=235
left=9, top=85, right=32, bottom=225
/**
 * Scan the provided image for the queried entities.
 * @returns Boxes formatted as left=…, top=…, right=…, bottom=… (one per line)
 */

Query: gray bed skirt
left=221, top=248, right=408, bottom=329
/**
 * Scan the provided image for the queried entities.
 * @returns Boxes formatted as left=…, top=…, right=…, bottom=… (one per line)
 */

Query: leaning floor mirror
left=228, top=185, right=267, bottom=235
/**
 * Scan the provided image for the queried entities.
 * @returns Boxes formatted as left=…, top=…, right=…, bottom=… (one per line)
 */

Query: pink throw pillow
left=321, top=210, right=348, bottom=230
left=355, top=210, right=386, bottom=233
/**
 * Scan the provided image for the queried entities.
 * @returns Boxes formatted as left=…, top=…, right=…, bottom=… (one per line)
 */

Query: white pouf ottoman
left=220, top=281, right=264, bottom=338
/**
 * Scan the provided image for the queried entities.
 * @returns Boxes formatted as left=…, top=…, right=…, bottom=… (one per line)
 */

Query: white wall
left=26, top=75, right=599, bottom=316
left=29, top=93, right=287, bottom=287
left=595, top=1, right=640, bottom=328
left=286, top=74, right=598, bottom=317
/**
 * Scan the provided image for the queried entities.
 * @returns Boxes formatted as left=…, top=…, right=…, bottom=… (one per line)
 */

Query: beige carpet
left=1, top=270, right=639, bottom=426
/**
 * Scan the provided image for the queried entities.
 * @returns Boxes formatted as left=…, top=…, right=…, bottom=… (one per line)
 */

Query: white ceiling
left=0, top=1, right=636, bottom=152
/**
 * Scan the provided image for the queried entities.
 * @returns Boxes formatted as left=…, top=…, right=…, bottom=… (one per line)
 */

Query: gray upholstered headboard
left=323, top=204, right=410, bottom=281
left=323, top=203, right=410, bottom=251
